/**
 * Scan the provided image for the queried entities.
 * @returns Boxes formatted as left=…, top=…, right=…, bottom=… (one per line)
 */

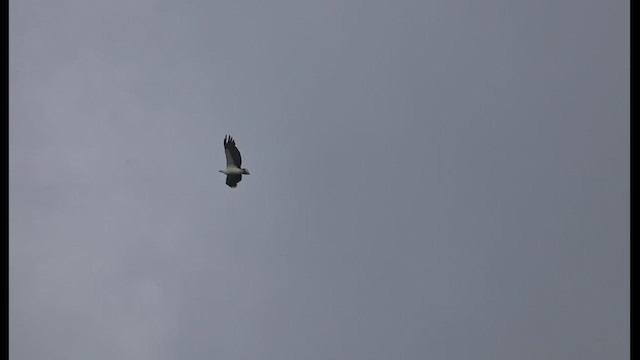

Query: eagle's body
left=219, top=135, right=249, bottom=188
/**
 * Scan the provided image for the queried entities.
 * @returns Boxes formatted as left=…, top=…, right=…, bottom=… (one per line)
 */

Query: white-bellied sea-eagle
left=219, top=135, right=250, bottom=188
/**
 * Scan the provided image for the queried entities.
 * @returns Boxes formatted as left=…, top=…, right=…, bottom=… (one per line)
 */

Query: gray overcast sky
left=10, top=1, right=629, bottom=359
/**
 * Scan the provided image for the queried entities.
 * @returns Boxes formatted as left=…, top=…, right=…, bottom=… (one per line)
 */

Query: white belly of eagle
left=222, top=167, right=244, bottom=175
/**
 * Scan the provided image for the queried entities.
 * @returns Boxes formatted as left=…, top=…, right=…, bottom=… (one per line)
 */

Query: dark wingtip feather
left=224, top=135, right=236, bottom=148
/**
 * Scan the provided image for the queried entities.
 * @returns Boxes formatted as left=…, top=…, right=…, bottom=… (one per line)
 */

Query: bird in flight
left=219, top=135, right=250, bottom=188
